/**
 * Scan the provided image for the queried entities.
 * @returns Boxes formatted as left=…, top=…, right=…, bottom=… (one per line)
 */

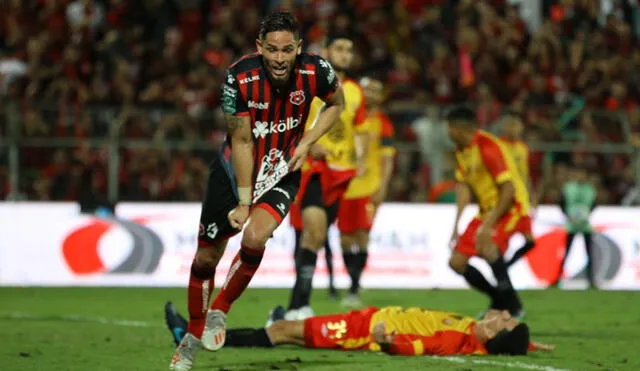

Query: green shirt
left=562, top=181, right=596, bottom=233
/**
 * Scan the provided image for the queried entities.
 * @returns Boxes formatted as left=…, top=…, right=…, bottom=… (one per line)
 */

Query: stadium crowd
left=1, top=0, right=639, bottom=203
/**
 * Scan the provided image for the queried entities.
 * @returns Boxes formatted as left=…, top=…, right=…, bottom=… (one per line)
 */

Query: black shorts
left=300, top=174, right=339, bottom=225
left=198, top=153, right=301, bottom=246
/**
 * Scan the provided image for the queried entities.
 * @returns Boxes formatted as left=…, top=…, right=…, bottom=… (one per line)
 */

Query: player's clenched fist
left=228, top=205, right=250, bottom=229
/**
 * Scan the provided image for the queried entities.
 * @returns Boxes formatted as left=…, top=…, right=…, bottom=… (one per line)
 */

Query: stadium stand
left=1, top=0, right=638, bottom=203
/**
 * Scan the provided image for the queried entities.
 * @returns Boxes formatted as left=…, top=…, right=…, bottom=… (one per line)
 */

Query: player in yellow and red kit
left=499, top=110, right=537, bottom=267
left=165, top=302, right=554, bottom=356
left=286, top=33, right=368, bottom=319
left=337, top=77, right=395, bottom=308
left=446, top=106, right=530, bottom=317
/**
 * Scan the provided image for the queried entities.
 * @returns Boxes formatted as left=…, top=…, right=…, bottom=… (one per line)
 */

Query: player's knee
left=478, top=245, right=499, bottom=262
left=355, top=231, right=369, bottom=250
left=241, top=225, right=269, bottom=251
left=448, top=255, right=467, bottom=274
left=340, top=233, right=355, bottom=250
left=301, top=228, right=325, bottom=251
left=195, top=246, right=224, bottom=268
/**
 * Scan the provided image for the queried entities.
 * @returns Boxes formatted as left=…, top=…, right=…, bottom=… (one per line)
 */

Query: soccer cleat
left=341, top=293, right=364, bottom=309
left=201, top=309, right=227, bottom=351
left=297, top=305, right=315, bottom=320
left=265, top=305, right=287, bottom=327
left=284, top=309, right=299, bottom=321
left=169, top=333, right=201, bottom=371
left=165, top=301, right=188, bottom=346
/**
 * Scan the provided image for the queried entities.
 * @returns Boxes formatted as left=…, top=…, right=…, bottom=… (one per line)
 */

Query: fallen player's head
left=474, top=310, right=530, bottom=355
left=256, top=12, right=302, bottom=85
left=485, top=323, right=530, bottom=355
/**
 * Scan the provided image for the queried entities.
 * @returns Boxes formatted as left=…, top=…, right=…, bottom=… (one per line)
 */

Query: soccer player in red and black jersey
left=170, top=12, right=345, bottom=371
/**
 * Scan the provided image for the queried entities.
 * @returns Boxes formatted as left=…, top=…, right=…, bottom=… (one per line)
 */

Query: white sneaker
left=170, top=333, right=201, bottom=371
left=284, top=309, right=299, bottom=321
left=201, top=309, right=227, bottom=351
left=297, top=306, right=315, bottom=320
left=341, top=294, right=363, bottom=309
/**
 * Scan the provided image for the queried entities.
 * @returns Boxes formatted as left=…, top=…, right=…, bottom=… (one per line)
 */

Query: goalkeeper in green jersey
left=555, top=165, right=597, bottom=288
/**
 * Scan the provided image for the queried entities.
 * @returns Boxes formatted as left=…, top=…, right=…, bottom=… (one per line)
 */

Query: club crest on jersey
left=289, top=90, right=305, bottom=106
left=254, top=149, right=289, bottom=200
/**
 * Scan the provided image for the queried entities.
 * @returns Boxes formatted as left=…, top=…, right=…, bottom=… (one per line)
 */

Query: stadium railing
left=0, top=99, right=637, bottom=203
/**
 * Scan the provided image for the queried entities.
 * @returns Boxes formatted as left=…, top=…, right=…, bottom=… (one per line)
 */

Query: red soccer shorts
left=304, top=307, right=378, bottom=350
left=290, top=160, right=355, bottom=230
left=337, top=196, right=376, bottom=233
left=455, top=212, right=532, bottom=257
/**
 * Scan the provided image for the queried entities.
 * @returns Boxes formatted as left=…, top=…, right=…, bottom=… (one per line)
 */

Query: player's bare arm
left=527, top=176, right=536, bottom=209
left=482, top=181, right=515, bottom=229
left=374, top=152, right=394, bottom=206
left=227, top=113, right=254, bottom=229
left=476, top=181, right=515, bottom=251
left=450, top=182, right=472, bottom=248
left=354, top=131, right=370, bottom=176
left=288, top=87, right=345, bottom=171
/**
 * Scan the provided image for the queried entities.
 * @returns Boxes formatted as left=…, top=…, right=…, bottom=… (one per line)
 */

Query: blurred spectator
left=411, top=106, right=455, bottom=187
left=0, top=0, right=637, bottom=203
left=66, top=0, right=105, bottom=33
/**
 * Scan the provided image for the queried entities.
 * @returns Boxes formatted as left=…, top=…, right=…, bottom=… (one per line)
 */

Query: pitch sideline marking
left=0, top=312, right=161, bottom=328
left=1, top=312, right=570, bottom=371
left=441, top=356, right=570, bottom=371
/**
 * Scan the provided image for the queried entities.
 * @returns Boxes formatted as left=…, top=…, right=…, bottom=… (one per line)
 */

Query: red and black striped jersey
left=220, top=52, right=340, bottom=201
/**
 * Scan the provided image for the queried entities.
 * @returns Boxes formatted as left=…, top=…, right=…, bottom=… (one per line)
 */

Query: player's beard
left=265, top=60, right=294, bottom=87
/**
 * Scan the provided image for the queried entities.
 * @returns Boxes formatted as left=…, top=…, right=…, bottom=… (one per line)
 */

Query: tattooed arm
left=227, top=113, right=253, bottom=228
left=228, top=114, right=253, bottom=200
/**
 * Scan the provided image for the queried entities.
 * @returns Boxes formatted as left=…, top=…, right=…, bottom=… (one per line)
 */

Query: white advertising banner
left=1, top=202, right=639, bottom=289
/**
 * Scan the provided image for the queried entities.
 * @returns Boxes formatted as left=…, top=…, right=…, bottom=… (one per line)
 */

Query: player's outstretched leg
left=552, top=232, right=576, bottom=287
left=170, top=241, right=225, bottom=371
left=479, top=245, right=523, bottom=317
left=583, top=232, right=596, bottom=288
left=337, top=197, right=371, bottom=308
left=325, top=238, right=339, bottom=299
left=287, top=205, right=327, bottom=319
left=340, top=232, right=367, bottom=308
left=506, top=238, right=535, bottom=267
left=165, top=301, right=188, bottom=346
left=450, top=252, right=502, bottom=310
left=202, top=208, right=278, bottom=351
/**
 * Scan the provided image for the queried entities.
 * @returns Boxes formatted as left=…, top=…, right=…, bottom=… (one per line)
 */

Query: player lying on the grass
left=165, top=302, right=553, bottom=356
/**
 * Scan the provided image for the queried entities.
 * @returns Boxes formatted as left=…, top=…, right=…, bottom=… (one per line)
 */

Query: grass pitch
left=0, top=287, right=639, bottom=371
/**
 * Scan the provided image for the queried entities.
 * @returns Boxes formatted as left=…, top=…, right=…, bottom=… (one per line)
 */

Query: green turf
left=0, top=287, right=639, bottom=371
